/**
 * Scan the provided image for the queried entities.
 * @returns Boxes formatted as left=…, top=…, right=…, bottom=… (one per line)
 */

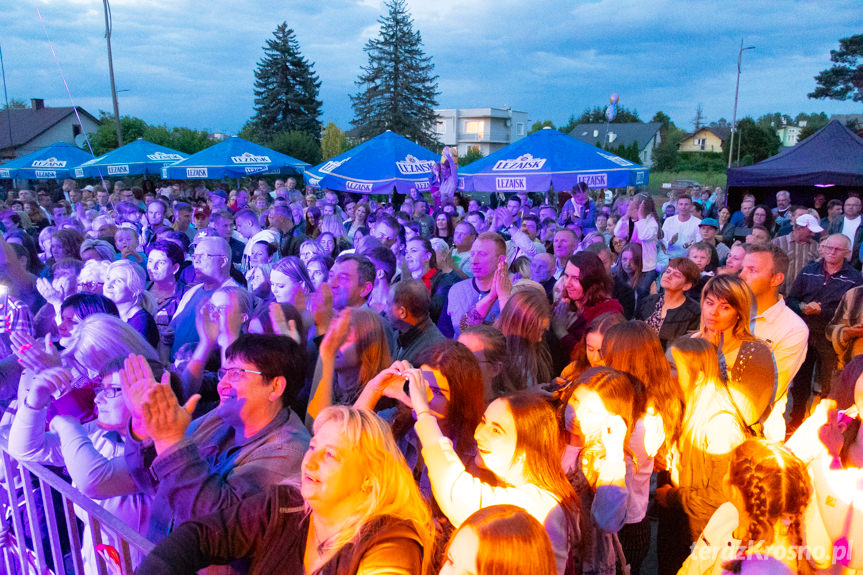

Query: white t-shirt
left=662, top=215, right=702, bottom=258
left=634, top=216, right=659, bottom=272
left=842, top=216, right=861, bottom=245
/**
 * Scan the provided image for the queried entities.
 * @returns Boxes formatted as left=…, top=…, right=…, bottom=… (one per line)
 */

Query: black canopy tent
left=726, top=120, right=863, bottom=208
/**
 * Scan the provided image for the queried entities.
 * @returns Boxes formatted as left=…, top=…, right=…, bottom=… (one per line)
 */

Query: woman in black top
left=638, top=257, right=701, bottom=349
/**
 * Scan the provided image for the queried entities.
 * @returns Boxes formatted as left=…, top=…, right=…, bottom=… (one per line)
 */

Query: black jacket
left=136, top=485, right=424, bottom=575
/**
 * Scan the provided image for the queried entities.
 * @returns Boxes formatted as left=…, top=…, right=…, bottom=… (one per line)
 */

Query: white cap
left=795, top=213, right=824, bottom=233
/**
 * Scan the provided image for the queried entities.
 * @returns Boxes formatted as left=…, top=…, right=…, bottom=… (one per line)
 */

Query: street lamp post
left=727, top=40, right=755, bottom=169
left=103, top=0, right=123, bottom=146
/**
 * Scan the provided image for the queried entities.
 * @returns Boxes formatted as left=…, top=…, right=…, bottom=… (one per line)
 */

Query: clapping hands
left=11, top=332, right=61, bottom=372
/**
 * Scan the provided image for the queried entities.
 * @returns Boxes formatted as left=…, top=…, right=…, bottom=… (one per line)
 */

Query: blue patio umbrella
left=74, top=138, right=188, bottom=178
left=459, top=127, right=649, bottom=193
left=161, top=137, right=308, bottom=179
left=304, top=131, right=439, bottom=195
left=0, top=142, right=94, bottom=180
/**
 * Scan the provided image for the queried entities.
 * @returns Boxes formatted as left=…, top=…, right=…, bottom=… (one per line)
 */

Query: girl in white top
left=408, top=378, right=583, bottom=575
left=632, top=195, right=660, bottom=277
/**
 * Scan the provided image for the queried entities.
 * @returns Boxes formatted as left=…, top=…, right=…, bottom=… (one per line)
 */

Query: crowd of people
left=1, top=175, right=862, bottom=575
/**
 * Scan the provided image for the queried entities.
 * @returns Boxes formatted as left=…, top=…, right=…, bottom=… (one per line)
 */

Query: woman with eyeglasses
left=12, top=313, right=159, bottom=426
left=8, top=354, right=162, bottom=572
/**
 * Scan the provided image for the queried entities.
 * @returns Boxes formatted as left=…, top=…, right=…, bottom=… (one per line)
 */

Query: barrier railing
left=0, top=438, right=153, bottom=575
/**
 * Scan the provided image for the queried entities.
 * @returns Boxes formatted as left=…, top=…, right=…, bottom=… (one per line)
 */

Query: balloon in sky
left=610, top=93, right=619, bottom=105
left=605, top=104, right=617, bottom=122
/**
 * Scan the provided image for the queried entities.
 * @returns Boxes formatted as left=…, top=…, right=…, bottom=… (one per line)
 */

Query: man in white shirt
left=662, top=194, right=702, bottom=259
left=826, top=195, right=863, bottom=265
left=739, top=243, right=809, bottom=441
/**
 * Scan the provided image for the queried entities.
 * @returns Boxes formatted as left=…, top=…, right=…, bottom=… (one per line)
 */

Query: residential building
left=776, top=125, right=803, bottom=147
left=433, top=107, right=529, bottom=157
left=678, top=126, right=730, bottom=153
left=0, top=99, right=100, bottom=161
left=569, top=122, right=662, bottom=167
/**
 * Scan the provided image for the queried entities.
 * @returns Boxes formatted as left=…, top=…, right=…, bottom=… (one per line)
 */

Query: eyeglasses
left=77, top=281, right=104, bottom=292
left=204, top=303, right=229, bottom=316
left=217, top=367, right=263, bottom=381
left=192, top=253, right=226, bottom=263
left=95, top=385, right=123, bottom=398
left=821, top=245, right=848, bottom=253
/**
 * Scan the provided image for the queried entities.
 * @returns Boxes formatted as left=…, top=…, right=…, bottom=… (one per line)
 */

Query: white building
left=776, top=125, right=802, bottom=147
left=433, top=107, right=529, bottom=157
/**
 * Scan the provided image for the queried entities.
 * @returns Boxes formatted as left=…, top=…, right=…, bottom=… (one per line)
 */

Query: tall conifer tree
left=351, top=0, right=440, bottom=148
left=251, top=23, right=322, bottom=142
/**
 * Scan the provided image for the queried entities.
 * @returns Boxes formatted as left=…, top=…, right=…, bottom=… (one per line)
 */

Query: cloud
left=3, top=0, right=859, bottom=135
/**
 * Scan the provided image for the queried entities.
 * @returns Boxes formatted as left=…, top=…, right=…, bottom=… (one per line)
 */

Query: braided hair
left=723, top=440, right=813, bottom=574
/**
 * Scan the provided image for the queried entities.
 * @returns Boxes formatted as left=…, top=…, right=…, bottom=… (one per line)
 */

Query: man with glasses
left=122, top=334, right=310, bottom=542
left=168, top=237, right=240, bottom=360
left=787, top=234, right=863, bottom=430
left=826, top=195, right=863, bottom=266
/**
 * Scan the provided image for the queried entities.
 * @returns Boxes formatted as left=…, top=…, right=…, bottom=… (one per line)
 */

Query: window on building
left=516, top=123, right=525, bottom=136
left=464, top=120, right=484, bottom=133
left=435, top=121, right=446, bottom=134
left=72, top=124, right=82, bottom=137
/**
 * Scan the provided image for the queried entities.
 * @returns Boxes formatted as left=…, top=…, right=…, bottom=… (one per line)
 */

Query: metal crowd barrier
left=0, top=438, right=153, bottom=575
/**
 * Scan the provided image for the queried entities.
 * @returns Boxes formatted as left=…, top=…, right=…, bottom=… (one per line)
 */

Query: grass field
left=647, top=171, right=727, bottom=195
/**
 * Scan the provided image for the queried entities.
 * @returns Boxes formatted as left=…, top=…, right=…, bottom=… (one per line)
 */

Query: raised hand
left=319, top=310, right=351, bottom=361
left=601, top=414, right=628, bottom=462
left=495, top=257, right=513, bottom=306
left=405, top=367, right=431, bottom=416
left=643, top=406, right=666, bottom=457
left=217, top=290, right=245, bottom=344
left=311, top=283, right=334, bottom=334
left=367, top=364, right=412, bottom=408
left=11, top=333, right=61, bottom=371
left=269, top=302, right=301, bottom=344
left=119, top=354, right=160, bottom=438
left=26, top=367, right=76, bottom=410
left=195, top=305, right=219, bottom=348
left=36, top=277, right=63, bottom=306
left=142, top=382, right=200, bottom=454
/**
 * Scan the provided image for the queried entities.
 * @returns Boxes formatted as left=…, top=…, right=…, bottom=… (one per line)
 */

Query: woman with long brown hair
left=655, top=337, right=747, bottom=574
left=306, top=308, right=392, bottom=428
left=495, top=289, right=554, bottom=387
left=353, top=339, right=485, bottom=494
left=551, top=252, right=623, bottom=370
left=600, top=319, right=682, bottom=575
left=559, top=367, right=639, bottom=575
left=613, top=243, right=643, bottom=299
left=409, top=384, right=585, bottom=575
left=440, top=505, right=557, bottom=575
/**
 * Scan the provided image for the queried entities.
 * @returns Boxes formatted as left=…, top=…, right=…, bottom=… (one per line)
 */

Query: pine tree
left=251, top=23, right=322, bottom=142
left=350, top=0, right=440, bottom=149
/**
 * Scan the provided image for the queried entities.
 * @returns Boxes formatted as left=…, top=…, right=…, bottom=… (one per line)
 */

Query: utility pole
left=103, top=0, right=123, bottom=146
left=727, top=40, right=755, bottom=169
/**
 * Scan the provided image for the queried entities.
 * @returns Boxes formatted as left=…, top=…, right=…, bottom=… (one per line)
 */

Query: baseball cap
left=194, top=206, right=211, bottom=219
left=699, top=218, right=719, bottom=229
left=209, top=189, right=228, bottom=200
left=82, top=185, right=95, bottom=192
left=795, top=213, right=824, bottom=233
